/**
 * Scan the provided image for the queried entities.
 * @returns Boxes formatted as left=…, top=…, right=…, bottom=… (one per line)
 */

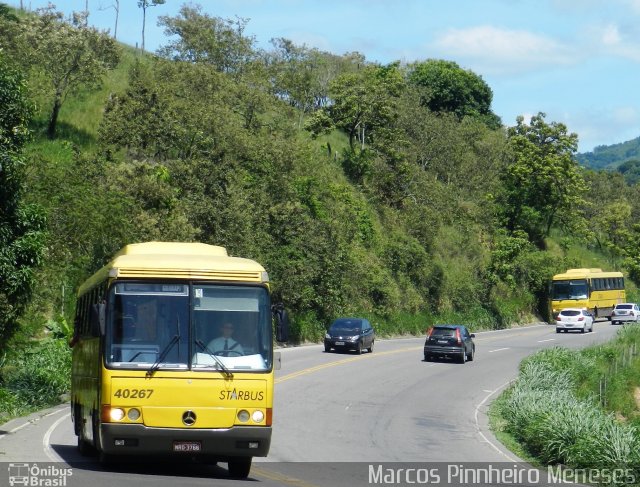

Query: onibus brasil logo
left=8, top=463, right=73, bottom=486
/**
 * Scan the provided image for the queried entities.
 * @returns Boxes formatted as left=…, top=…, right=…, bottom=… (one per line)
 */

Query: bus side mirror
left=273, top=304, right=289, bottom=343
left=90, top=303, right=105, bottom=337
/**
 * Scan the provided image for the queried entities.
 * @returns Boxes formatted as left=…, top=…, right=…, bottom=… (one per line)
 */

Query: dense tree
left=617, top=158, right=640, bottom=185
left=266, top=39, right=362, bottom=125
left=408, top=59, right=501, bottom=129
left=498, top=113, right=587, bottom=248
left=0, top=2, right=17, bottom=21
left=7, top=2, right=639, bottom=347
left=0, top=57, right=46, bottom=346
left=0, top=3, right=21, bottom=57
left=395, top=90, right=507, bottom=194
left=99, top=61, right=177, bottom=159
left=306, top=63, right=405, bottom=151
left=158, top=5, right=255, bottom=76
left=621, top=224, right=640, bottom=285
left=99, top=59, right=267, bottom=160
left=17, top=6, right=120, bottom=138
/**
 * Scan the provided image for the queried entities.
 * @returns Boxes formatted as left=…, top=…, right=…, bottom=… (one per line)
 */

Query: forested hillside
left=576, top=137, right=640, bottom=186
left=1, top=3, right=640, bottom=350
left=577, top=136, right=640, bottom=170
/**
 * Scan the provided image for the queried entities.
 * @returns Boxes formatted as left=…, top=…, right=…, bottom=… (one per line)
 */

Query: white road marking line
left=43, top=412, right=70, bottom=462
left=488, top=347, right=509, bottom=353
left=474, top=381, right=517, bottom=462
left=537, top=338, right=556, bottom=343
left=0, top=406, right=67, bottom=441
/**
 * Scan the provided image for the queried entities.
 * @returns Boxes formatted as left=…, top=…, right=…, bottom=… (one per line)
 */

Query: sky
left=7, top=0, right=640, bottom=153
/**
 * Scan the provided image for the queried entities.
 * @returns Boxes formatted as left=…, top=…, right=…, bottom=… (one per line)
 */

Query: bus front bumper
left=99, top=423, right=271, bottom=458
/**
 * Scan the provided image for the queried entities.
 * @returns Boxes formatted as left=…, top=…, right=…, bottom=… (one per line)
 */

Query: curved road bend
left=0, top=321, right=621, bottom=486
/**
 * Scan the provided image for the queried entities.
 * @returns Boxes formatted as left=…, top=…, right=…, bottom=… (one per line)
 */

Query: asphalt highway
left=0, top=320, right=622, bottom=486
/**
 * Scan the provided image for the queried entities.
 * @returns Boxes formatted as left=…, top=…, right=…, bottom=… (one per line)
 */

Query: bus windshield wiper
left=195, top=339, right=233, bottom=378
left=146, top=334, right=180, bottom=378
left=147, top=316, right=183, bottom=377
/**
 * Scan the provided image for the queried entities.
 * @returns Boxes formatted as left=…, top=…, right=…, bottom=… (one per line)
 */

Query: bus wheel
left=228, top=457, right=252, bottom=479
left=75, top=407, right=93, bottom=456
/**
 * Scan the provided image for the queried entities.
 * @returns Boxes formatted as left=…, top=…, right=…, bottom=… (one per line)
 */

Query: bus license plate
left=173, top=441, right=201, bottom=452
left=335, top=341, right=344, bottom=345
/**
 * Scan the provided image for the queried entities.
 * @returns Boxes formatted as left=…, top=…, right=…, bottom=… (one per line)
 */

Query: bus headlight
left=252, top=410, right=264, bottom=423
left=110, top=408, right=125, bottom=421
left=127, top=408, right=141, bottom=421
left=237, top=410, right=250, bottom=422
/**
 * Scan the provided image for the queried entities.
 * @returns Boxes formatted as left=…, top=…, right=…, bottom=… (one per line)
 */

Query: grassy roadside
left=490, top=325, right=640, bottom=482
left=0, top=320, right=71, bottom=424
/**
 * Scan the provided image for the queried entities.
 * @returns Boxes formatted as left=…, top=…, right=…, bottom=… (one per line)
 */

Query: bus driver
left=207, top=322, right=244, bottom=356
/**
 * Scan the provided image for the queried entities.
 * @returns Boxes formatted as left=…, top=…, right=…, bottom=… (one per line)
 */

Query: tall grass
left=0, top=326, right=71, bottom=423
left=495, top=328, right=640, bottom=481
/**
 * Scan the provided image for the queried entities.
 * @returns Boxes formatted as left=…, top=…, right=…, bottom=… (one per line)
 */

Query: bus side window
left=74, top=298, right=81, bottom=336
left=80, top=295, right=89, bottom=336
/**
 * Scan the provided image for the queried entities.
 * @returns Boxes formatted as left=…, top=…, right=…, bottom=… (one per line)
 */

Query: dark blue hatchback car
left=424, top=324, right=475, bottom=363
left=324, top=318, right=375, bottom=354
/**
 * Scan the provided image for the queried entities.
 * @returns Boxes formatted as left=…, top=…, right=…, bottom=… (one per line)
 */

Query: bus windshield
left=551, top=279, right=588, bottom=300
left=105, top=282, right=272, bottom=372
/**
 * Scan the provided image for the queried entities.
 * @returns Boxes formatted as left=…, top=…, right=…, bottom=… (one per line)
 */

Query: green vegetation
left=0, top=3, right=640, bottom=420
left=577, top=138, right=640, bottom=186
left=0, top=51, right=47, bottom=346
left=0, top=320, right=71, bottom=422
left=493, top=326, right=640, bottom=476
left=577, top=136, right=640, bottom=170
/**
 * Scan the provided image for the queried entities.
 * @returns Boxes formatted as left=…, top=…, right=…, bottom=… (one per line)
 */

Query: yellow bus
left=70, top=242, right=288, bottom=478
left=550, top=268, right=625, bottom=321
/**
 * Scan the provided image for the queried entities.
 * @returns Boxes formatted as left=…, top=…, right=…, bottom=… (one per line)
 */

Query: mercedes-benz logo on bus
left=182, top=410, right=197, bottom=426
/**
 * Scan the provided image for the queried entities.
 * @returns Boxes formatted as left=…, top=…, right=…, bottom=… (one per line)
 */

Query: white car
left=556, top=308, right=594, bottom=333
left=611, top=303, right=640, bottom=325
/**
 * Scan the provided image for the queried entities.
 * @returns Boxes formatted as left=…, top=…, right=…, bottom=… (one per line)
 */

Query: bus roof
left=78, top=242, right=267, bottom=295
left=114, top=241, right=229, bottom=257
left=552, top=268, right=624, bottom=280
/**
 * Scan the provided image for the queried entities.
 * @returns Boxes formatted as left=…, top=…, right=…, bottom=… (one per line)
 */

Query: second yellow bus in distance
left=550, top=268, right=625, bottom=321
left=70, top=242, right=289, bottom=479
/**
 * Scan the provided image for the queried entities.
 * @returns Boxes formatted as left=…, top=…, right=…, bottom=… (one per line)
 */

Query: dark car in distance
left=324, top=318, right=375, bottom=354
left=424, top=324, right=475, bottom=363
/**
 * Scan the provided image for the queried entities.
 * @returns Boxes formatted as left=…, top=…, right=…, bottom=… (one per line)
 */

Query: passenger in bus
left=207, top=322, right=244, bottom=356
